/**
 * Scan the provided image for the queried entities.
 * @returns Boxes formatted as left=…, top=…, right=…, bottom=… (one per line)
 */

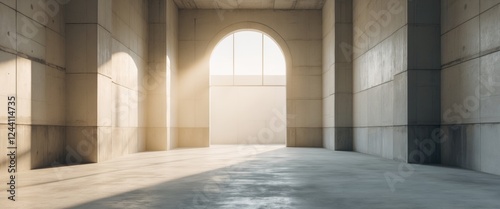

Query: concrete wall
left=440, top=0, right=500, bottom=175
left=322, top=0, right=353, bottom=151
left=177, top=9, right=323, bottom=147
left=0, top=0, right=148, bottom=170
left=0, top=0, right=66, bottom=171
left=108, top=0, right=149, bottom=159
left=351, top=0, right=441, bottom=163
left=0, top=0, right=178, bottom=171
left=352, top=0, right=408, bottom=160
left=64, top=0, right=146, bottom=163
left=65, top=0, right=149, bottom=164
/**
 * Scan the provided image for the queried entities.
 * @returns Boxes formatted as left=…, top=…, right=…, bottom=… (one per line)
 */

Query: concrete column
left=166, top=0, right=179, bottom=149
left=286, top=12, right=324, bottom=148
left=146, top=0, right=178, bottom=150
left=65, top=0, right=112, bottom=163
left=146, top=0, right=168, bottom=150
left=323, top=0, right=353, bottom=151
left=406, top=0, right=441, bottom=163
left=66, top=0, right=150, bottom=162
left=351, top=0, right=441, bottom=163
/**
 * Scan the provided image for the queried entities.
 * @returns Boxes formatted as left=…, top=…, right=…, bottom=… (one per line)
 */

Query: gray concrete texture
left=322, top=0, right=354, bottom=151
left=350, top=0, right=442, bottom=165
left=440, top=0, right=500, bottom=176
left=351, top=0, right=409, bottom=163
left=3, top=146, right=500, bottom=208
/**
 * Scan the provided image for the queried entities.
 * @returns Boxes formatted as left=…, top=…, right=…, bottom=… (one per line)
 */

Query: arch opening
left=209, top=30, right=287, bottom=145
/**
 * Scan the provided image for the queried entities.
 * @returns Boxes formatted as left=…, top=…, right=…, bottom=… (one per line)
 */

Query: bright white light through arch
left=210, top=30, right=286, bottom=86
left=209, top=30, right=287, bottom=145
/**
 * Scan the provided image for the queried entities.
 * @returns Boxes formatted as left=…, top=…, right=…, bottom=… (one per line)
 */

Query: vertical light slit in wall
left=232, top=34, right=235, bottom=85
left=262, top=33, right=264, bottom=85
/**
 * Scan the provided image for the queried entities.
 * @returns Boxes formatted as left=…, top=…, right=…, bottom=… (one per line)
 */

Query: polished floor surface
left=2, top=145, right=500, bottom=209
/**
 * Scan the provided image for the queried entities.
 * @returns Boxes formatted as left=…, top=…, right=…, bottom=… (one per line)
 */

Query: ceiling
left=173, top=0, right=325, bottom=10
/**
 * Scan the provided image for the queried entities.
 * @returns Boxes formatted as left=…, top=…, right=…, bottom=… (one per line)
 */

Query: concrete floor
left=2, top=146, right=500, bottom=209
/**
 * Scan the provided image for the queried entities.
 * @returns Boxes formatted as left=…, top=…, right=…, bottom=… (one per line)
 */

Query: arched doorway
left=209, top=30, right=287, bottom=145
